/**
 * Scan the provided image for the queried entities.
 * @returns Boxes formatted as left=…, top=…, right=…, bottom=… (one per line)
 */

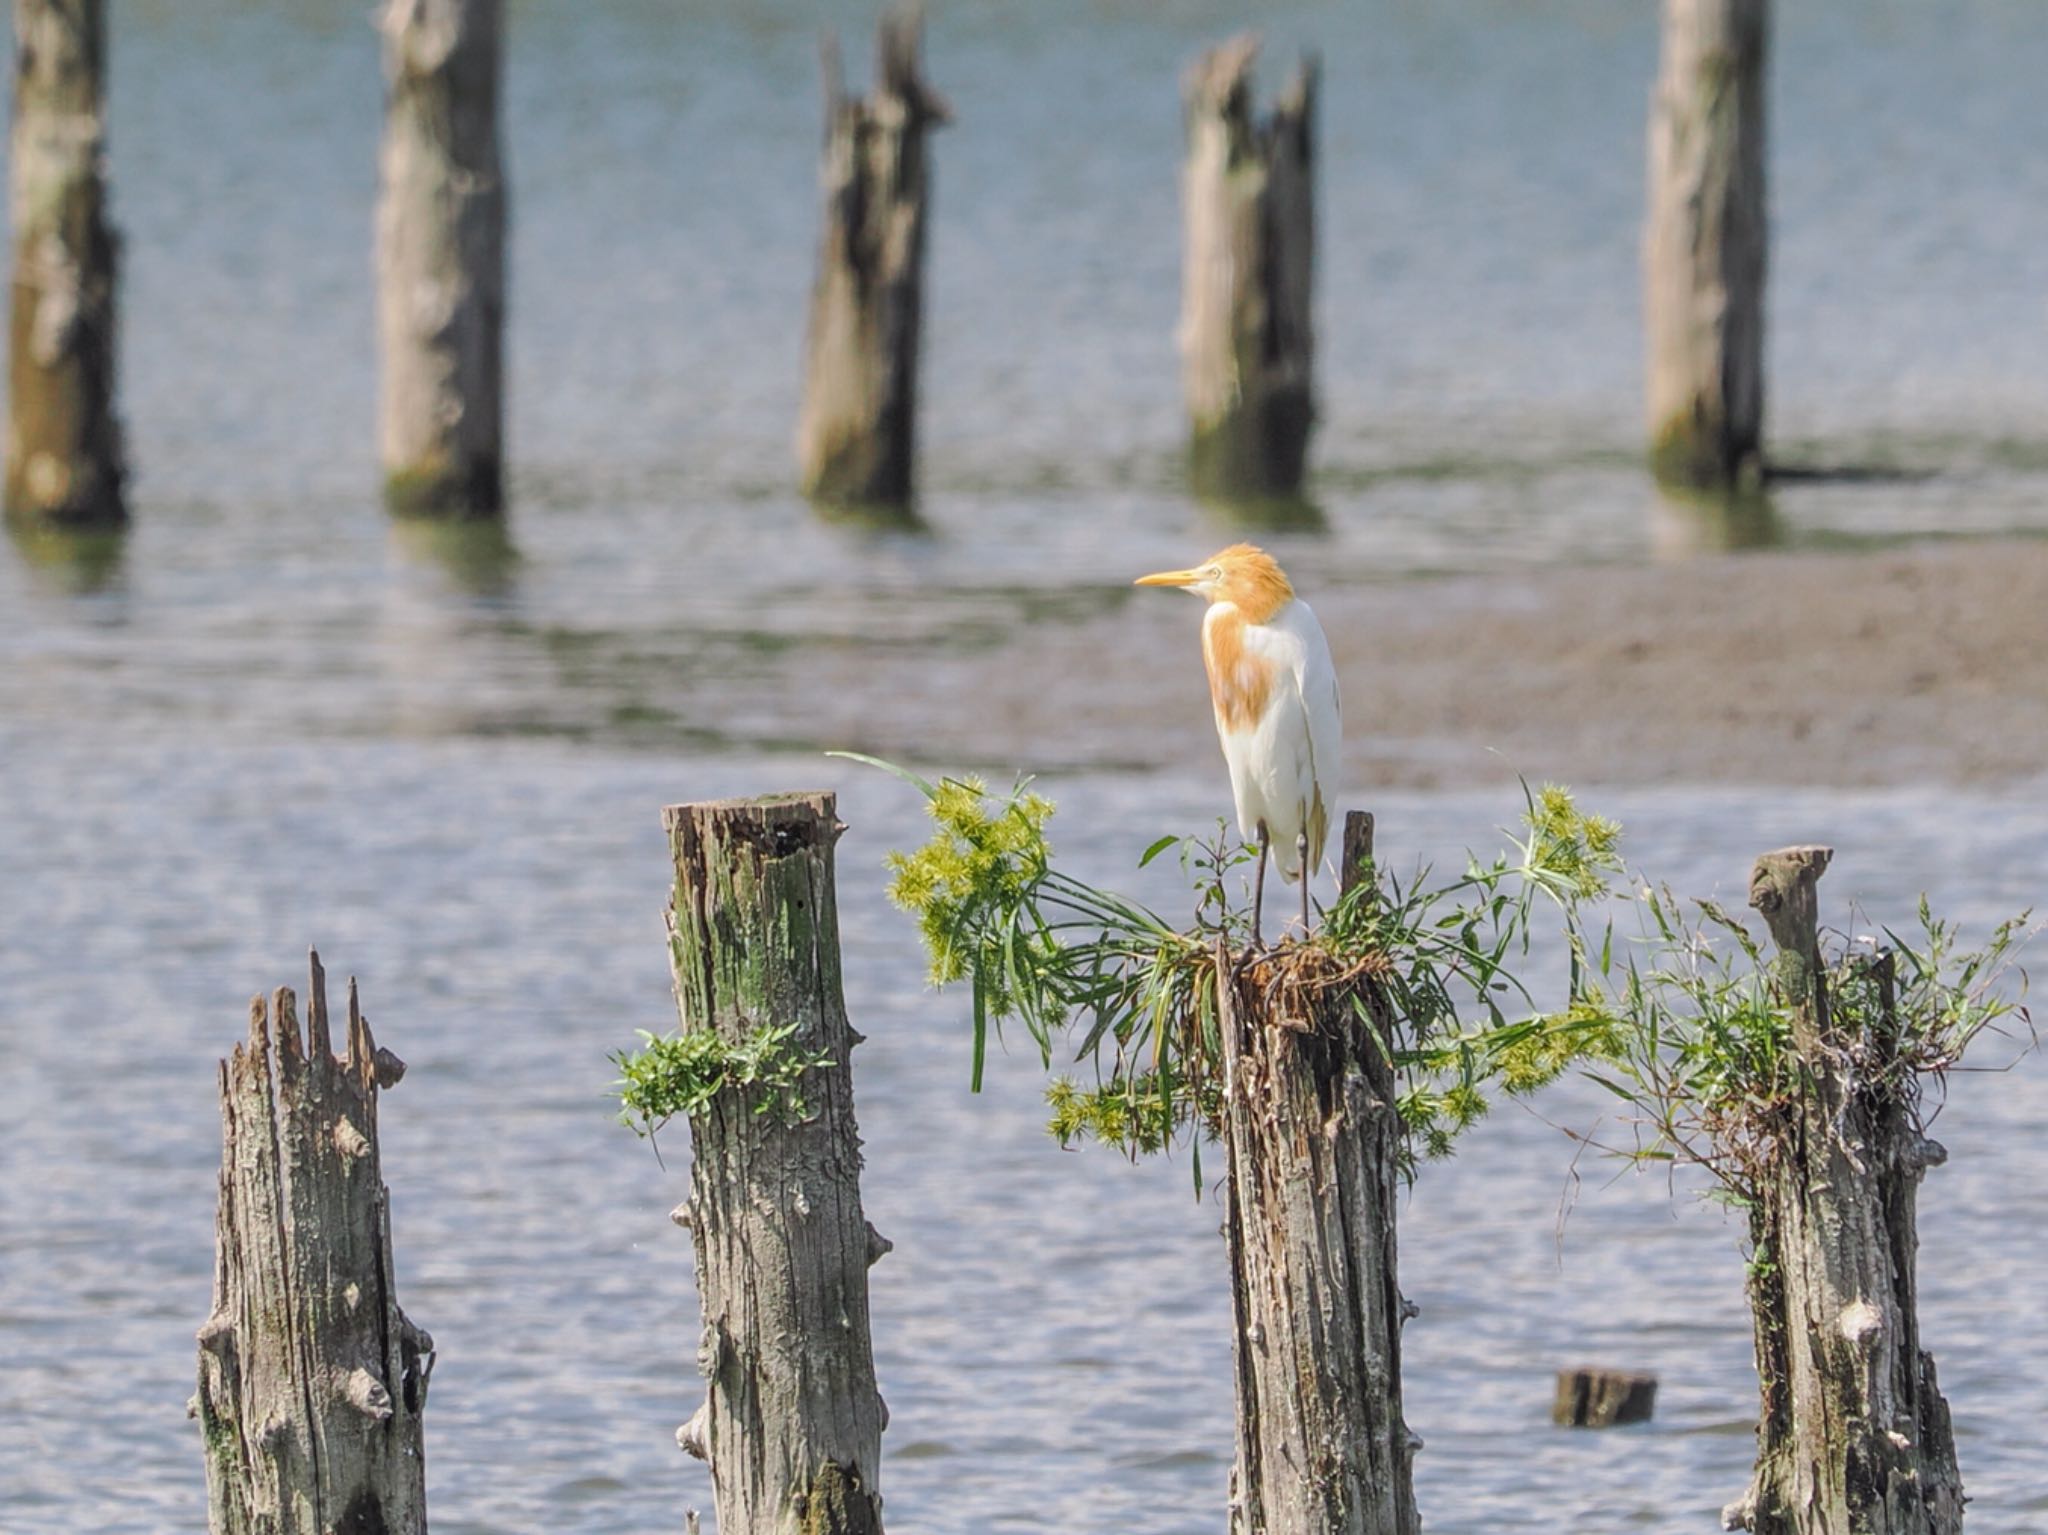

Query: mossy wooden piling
left=1722, top=847, right=1963, bottom=1535
left=664, top=793, right=890, bottom=1535
left=796, top=6, right=948, bottom=514
left=1180, top=35, right=1317, bottom=503
left=1219, top=811, right=1419, bottom=1535
left=194, top=953, right=431, bottom=1535
left=1645, top=0, right=1768, bottom=489
left=6, top=0, right=125, bottom=531
left=376, top=0, right=506, bottom=518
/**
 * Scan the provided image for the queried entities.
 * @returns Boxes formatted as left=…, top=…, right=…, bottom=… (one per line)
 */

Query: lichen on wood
left=663, top=792, right=889, bottom=1535
left=6, top=0, right=125, bottom=530
left=376, top=0, right=505, bottom=518
left=1645, top=0, right=1767, bottom=489
left=1180, top=35, right=1316, bottom=502
left=195, top=952, right=430, bottom=1535
left=796, top=7, right=948, bottom=513
left=1723, top=847, right=1964, bottom=1535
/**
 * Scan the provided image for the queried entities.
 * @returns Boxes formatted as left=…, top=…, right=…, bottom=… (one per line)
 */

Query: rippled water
left=5, top=748, right=2046, bottom=1533
left=5, top=1, right=2048, bottom=1531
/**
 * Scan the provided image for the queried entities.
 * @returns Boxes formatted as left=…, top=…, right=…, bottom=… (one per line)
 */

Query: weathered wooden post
left=1645, top=0, right=1767, bottom=489
left=193, top=953, right=431, bottom=1535
left=665, top=793, right=890, bottom=1534
left=796, top=8, right=947, bottom=513
left=1218, top=811, right=1419, bottom=1535
left=1722, top=847, right=1964, bottom=1535
left=1180, top=36, right=1316, bottom=503
left=376, top=0, right=506, bottom=517
left=7, top=0, right=125, bottom=530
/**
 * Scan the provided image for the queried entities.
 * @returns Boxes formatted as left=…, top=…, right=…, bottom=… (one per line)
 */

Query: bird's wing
left=1287, top=599, right=1342, bottom=874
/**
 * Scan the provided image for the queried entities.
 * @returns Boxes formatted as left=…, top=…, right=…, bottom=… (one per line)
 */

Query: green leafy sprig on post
left=612, top=1023, right=835, bottom=1140
left=1552, top=885, right=2035, bottom=1204
left=844, top=753, right=1631, bottom=1173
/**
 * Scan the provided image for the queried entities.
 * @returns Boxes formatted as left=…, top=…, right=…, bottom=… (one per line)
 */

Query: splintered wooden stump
left=194, top=953, right=430, bottom=1535
left=1180, top=34, right=1317, bottom=502
left=376, top=0, right=507, bottom=517
left=664, top=793, right=890, bottom=1535
left=1554, top=1368, right=1658, bottom=1428
left=1645, top=0, right=1767, bottom=489
left=1219, top=811, right=1419, bottom=1535
left=1722, top=847, right=1963, bottom=1535
left=7, top=0, right=126, bottom=530
left=796, top=6, right=948, bottom=512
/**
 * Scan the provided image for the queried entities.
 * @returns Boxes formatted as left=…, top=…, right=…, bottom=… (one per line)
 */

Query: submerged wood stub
left=1180, top=35, right=1317, bottom=502
left=1220, top=810, right=1419, bottom=1535
left=1645, top=0, right=1767, bottom=489
left=376, top=0, right=506, bottom=517
left=1553, top=1367, right=1657, bottom=1428
left=6, top=0, right=125, bottom=530
left=796, top=7, right=948, bottom=512
left=196, top=953, right=430, bottom=1535
left=663, top=792, right=887, bottom=1535
left=1724, top=848, right=1962, bottom=1535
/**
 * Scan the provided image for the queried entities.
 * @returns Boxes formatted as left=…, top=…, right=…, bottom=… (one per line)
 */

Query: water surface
left=4, top=2, right=2047, bottom=1530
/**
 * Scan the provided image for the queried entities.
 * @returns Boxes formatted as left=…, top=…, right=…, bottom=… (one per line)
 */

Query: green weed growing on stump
left=1556, top=885, right=2034, bottom=1206
left=844, top=752, right=1627, bottom=1176
left=613, top=1023, right=835, bottom=1140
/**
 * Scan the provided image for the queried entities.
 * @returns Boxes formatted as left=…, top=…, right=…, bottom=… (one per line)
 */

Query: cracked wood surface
left=1220, top=811, right=1419, bottom=1535
left=1725, top=848, right=1962, bottom=1535
left=665, top=792, right=888, bottom=1535
left=195, top=953, right=430, bottom=1535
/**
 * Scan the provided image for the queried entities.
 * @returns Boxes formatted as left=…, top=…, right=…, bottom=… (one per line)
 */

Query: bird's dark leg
left=1249, top=823, right=1271, bottom=952
left=1298, top=830, right=1312, bottom=937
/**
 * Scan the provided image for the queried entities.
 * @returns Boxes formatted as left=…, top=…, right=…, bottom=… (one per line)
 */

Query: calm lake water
left=3, top=1, right=2047, bottom=1531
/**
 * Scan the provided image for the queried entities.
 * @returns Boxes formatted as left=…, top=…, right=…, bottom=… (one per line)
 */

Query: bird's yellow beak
left=1134, top=567, right=1202, bottom=588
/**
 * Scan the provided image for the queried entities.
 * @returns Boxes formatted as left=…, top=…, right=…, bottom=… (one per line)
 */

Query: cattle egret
left=1135, top=543, right=1341, bottom=947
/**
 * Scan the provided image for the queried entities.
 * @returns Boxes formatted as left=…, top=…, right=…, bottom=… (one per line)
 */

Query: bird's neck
left=1210, top=591, right=1292, bottom=629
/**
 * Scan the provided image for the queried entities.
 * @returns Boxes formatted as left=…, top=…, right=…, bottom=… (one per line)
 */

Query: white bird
left=1135, top=543, right=1342, bottom=946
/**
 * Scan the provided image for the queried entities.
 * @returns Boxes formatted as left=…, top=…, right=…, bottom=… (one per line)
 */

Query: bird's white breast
left=1204, top=598, right=1341, bottom=881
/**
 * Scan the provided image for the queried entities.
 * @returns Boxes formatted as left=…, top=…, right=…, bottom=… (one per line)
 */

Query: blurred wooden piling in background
left=1220, top=811, right=1419, bottom=1535
left=194, top=953, right=430, bottom=1535
left=1180, top=36, right=1316, bottom=504
left=7, top=0, right=125, bottom=531
left=664, top=793, right=891, bottom=1534
left=1553, top=1367, right=1657, bottom=1428
left=1645, top=0, right=1767, bottom=490
left=376, top=0, right=506, bottom=518
left=1721, top=847, right=1963, bottom=1534
left=797, top=6, right=948, bottom=513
